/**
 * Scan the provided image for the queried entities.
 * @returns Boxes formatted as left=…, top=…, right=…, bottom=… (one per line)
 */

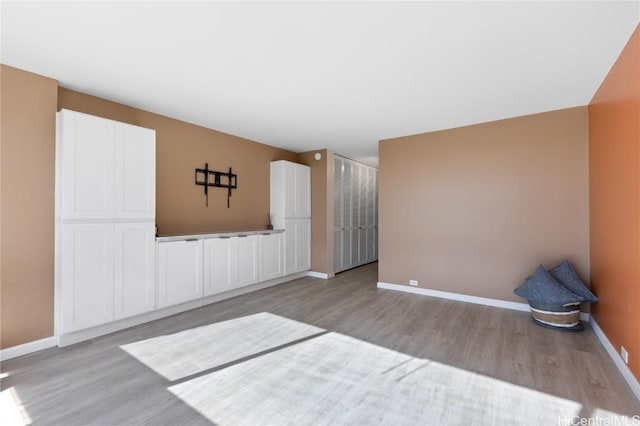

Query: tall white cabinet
left=334, top=155, right=378, bottom=273
left=56, top=109, right=156, bottom=340
left=270, top=161, right=311, bottom=275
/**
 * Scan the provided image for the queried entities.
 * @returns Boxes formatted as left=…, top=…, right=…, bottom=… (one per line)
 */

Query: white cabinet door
left=284, top=162, right=297, bottom=218
left=61, top=223, right=115, bottom=333
left=296, top=164, right=311, bottom=218
left=157, top=240, right=203, bottom=308
left=259, top=233, right=284, bottom=281
left=298, top=219, right=311, bottom=272
left=237, top=235, right=259, bottom=287
left=271, top=160, right=311, bottom=221
left=203, top=237, right=237, bottom=296
left=284, top=221, right=297, bottom=275
left=115, top=122, right=156, bottom=219
left=60, top=110, right=115, bottom=220
left=114, top=223, right=156, bottom=320
left=59, top=110, right=156, bottom=221
left=284, top=220, right=311, bottom=275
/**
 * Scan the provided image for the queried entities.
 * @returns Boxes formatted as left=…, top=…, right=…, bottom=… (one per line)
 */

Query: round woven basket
left=528, top=301, right=583, bottom=331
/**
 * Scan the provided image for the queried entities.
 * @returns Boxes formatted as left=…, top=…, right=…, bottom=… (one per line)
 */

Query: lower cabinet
left=203, top=234, right=272, bottom=297
left=259, top=232, right=285, bottom=281
left=237, top=235, right=259, bottom=287
left=169, top=233, right=283, bottom=302
left=157, top=239, right=203, bottom=308
left=203, top=237, right=235, bottom=296
left=59, top=222, right=155, bottom=334
left=59, top=230, right=289, bottom=344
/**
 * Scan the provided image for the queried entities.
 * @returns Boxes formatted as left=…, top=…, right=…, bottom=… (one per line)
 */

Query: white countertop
left=156, top=229, right=284, bottom=243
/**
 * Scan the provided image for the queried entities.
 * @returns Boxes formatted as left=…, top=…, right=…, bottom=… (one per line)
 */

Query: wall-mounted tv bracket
left=195, top=163, right=237, bottom=208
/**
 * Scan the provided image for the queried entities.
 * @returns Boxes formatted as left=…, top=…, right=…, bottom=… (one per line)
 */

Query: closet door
left=334, top=157, right=343, bottom=272
left=340, top=160, right=353, bottom=272
left=350, top=164, right=360, bottom=266
left=365, top=167, right=376, bottom=263
left=333, top=156, right=379, bottom=273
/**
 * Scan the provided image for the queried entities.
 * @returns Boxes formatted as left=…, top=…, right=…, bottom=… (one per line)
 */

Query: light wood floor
left=2, top=263, right=639, bottom=425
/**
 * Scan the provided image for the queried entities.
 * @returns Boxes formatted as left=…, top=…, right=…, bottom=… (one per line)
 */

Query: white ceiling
left=2, top=1, right=639, bottom=166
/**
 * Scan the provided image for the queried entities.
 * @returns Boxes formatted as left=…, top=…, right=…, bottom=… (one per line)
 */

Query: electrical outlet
left=409, top=280, right=418, bottom=286
left=621, top=346, right=629, bottom=364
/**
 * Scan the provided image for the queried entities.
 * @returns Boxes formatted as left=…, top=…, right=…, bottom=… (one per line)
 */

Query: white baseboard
left=376, top=282, right=590, bottom=322
left=0, top=336, right=57, bottom=361
left=589, top=317, right=640, bottom=401
left=307, top=271, right=334, bottom=279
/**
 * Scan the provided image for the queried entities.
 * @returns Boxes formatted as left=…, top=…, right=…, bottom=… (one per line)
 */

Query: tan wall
left=298, top=149, right=334, bottom=275
left=1, top=65, right=58, bottom=348
left=1, top=73, right=302, bottom=349
left=589, top=24, right=640, bottom=380
left=378, top=106, right=590, bottom=303
left=58, top=88, right=299, bottom=235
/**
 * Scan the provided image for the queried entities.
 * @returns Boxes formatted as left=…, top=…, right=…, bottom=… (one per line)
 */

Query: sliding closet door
left=334, top=155, right=378, bottom=273
left=334, top=157, right=343, bottom=272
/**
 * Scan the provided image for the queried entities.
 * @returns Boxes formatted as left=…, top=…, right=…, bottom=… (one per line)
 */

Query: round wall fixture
left=314, top=152, right=322, bottom=160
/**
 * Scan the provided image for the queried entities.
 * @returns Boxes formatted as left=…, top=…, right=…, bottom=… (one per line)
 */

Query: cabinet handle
left=185, top=238, right=198, bottom=242
left=238, top=235, right=248, bottom=238
left=218, top=236, right=231, bottom=239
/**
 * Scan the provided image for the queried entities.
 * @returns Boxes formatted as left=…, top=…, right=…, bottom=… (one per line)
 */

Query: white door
left=284, top=162, right=297, bottom=218
left=284, top=220, right=311, bottom=274
left=296, top=164, right=311, bottom=218
left=114, top=223, right=156, bottom=320
left=334, top=156, right=379, bottom=273
left=259, top=233, right=284, bottom=281
left=337, top=160, right=353, bottom=272
left=203, top=237, right=236, bottom=296
left=237, top=235, right=259, bottom=287
left=60, top=110, right=115, bottom=220
left=115, top=122, right=156, bottom=219
left=284, top=221, right=297, bottom=275
left=60, top=223, right=114, bottom=333
left=298, top=220, right=311, bottom=271
left=334, top=157, right=343, bottom=272
left=157, top=240, right=203, bottom=308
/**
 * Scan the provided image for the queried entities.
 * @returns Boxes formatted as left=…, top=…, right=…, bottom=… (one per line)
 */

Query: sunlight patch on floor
left=0, top=386, right=31, bottom=426
left=167, top=331, right=583, bottom=425
left=120, top=312, right=325, bottom=381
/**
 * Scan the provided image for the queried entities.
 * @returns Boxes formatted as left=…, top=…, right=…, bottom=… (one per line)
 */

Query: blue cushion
left=549, top=260, right=598, bottom=303
left=514, top=265, right=584, bottom=306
